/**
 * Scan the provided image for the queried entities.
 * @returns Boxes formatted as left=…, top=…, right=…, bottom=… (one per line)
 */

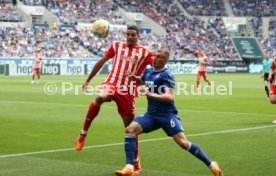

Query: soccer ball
left=92, top=19, right=110, bottom=39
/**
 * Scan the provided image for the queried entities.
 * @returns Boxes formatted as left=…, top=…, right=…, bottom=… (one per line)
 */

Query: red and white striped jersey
left=271, top=58, right=276, bottom=70
left=103, top=41, right=153, bottom=91
left=198, top=56, right=209, bottom=72
left=33, top=56, right=42, bottom=68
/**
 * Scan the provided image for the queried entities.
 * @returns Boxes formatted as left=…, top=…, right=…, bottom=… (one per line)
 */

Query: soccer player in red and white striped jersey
left=31, top=52, right=42, bottom=84
left=195, top=51, right=211, bottom=90
left=75, top=25, right=153, bottom=174
left=102, top=41, right=152, bottom=91
left=268, top=58, right=276, bottom=104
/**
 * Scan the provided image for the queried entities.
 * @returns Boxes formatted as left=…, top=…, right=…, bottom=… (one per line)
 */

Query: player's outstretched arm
left=128, top=74, right=144, bottom=86
left=193, top=63, right=199, bottom=69
left=83, top=56, right=110, bottom=90
left=146, top=88, right=174, bottom=103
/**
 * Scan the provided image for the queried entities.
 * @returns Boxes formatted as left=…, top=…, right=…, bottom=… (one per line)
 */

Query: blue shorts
left=133, top=113, right=184, bottom=137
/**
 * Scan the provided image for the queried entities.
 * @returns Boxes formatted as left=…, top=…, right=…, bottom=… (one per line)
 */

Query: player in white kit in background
left=31, top=52, right=42, bottom=84
left=194, top=51, right=211, bottom=91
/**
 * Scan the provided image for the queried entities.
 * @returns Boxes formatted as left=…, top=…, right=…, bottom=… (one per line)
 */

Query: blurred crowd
left=179, top=0, right=227, bottom=16
left=249, top=17, right=263, bottom=40
left=230, top=0, right=275, bottom=17
left=115, top=0, right=240, bottom=62
left=0, top=0, right=275, bottom=60
left=0, top=4, right=23, bottom=22
left=47, top=0, right=125, bottom=25
left=262, top=19, right=276, bottom=56
left=0, top=27, right=94, bottom=58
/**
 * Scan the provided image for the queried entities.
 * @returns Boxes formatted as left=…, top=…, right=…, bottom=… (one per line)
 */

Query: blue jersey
left=262, top=59, right=273, bottom=73
left=141, top=68, right=178, bottom=115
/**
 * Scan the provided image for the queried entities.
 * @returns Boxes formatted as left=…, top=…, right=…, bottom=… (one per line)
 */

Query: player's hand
left=268, top=76, right=272, bottom=81
left=124, top=71, right=137, bottom=80
left=126, top=72, right=137, bottom=81
left=82, top=82, right=89, bottom=92
left=139, top=87, right=149, bottom=96
left=129, top=74, right=137, bottom=81
left=123, top=70, right=131, bottom=76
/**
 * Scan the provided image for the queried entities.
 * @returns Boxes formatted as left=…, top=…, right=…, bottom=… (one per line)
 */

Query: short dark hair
left=127, top=25, right=139, bottom=35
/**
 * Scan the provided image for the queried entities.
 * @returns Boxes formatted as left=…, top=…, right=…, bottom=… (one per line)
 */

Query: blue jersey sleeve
left=141, top=68, right=151, bottom=82
left=162, top=71, right=175, bottom=89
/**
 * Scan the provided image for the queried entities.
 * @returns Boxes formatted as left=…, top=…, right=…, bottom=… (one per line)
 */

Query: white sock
left=80, top=129, right=87, bottom=135
left=126, top=164, right=134, bottom=170
left=187, top=142, right=192, bottom=150
left=209, top=161, right=214, bottom=169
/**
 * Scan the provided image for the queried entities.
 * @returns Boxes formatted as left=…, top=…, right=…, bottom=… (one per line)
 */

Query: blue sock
left=125, top=134, right=136, bottom=165
left=188, top=143, right=212, bottom=167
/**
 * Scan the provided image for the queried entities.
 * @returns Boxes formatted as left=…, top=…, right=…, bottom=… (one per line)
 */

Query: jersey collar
left=153, top=67, right=166, bottom=73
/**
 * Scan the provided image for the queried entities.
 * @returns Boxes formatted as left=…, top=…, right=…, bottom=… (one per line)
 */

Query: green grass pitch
left=0, top=74, right=275, bottom=176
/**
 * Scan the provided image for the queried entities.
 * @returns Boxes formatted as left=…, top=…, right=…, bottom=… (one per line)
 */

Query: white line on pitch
left=0, top=100, right=275, bottom=117
left=0, top=125, right=275, bottom=159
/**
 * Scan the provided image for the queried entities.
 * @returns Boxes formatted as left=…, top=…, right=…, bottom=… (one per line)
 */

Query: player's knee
left=179, top=143, right=189, bottom=150
left=95, top=95, right=108, bottom=104
left=179, top=141, right=190, bottom=150
left=174, top=138, right=189, bottom=150
left=125, top=126, right=136, bottom=134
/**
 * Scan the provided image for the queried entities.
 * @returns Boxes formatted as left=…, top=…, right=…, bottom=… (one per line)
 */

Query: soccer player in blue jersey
left=115, top=49, right=224, bottom=176
left=261, top=53, right=273, bottom=99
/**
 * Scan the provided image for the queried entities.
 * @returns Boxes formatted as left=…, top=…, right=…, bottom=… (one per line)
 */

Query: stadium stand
left=46, top=0, right=123, bottom=24
left=230, top=0, right=275, bottom=17
left=0, top=27, right=95, bottom=58
left=0, top=0, right=275, bottom=62
left=179, top=0, right=228, bottom=16
left=19, top=0, right=47, bottom=6
left=208, top=17, right=227, bottom=37
left=0, top=3, right=23, bottom=22
left=114, top=0, right=240, bottom=62
left=249, top=17, right=263, bottom=40
left=262, top=18, right=276, bottom=56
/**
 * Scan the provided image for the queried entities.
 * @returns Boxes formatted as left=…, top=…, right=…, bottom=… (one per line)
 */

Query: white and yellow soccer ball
left=92, top=19, right=110, bottom=39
